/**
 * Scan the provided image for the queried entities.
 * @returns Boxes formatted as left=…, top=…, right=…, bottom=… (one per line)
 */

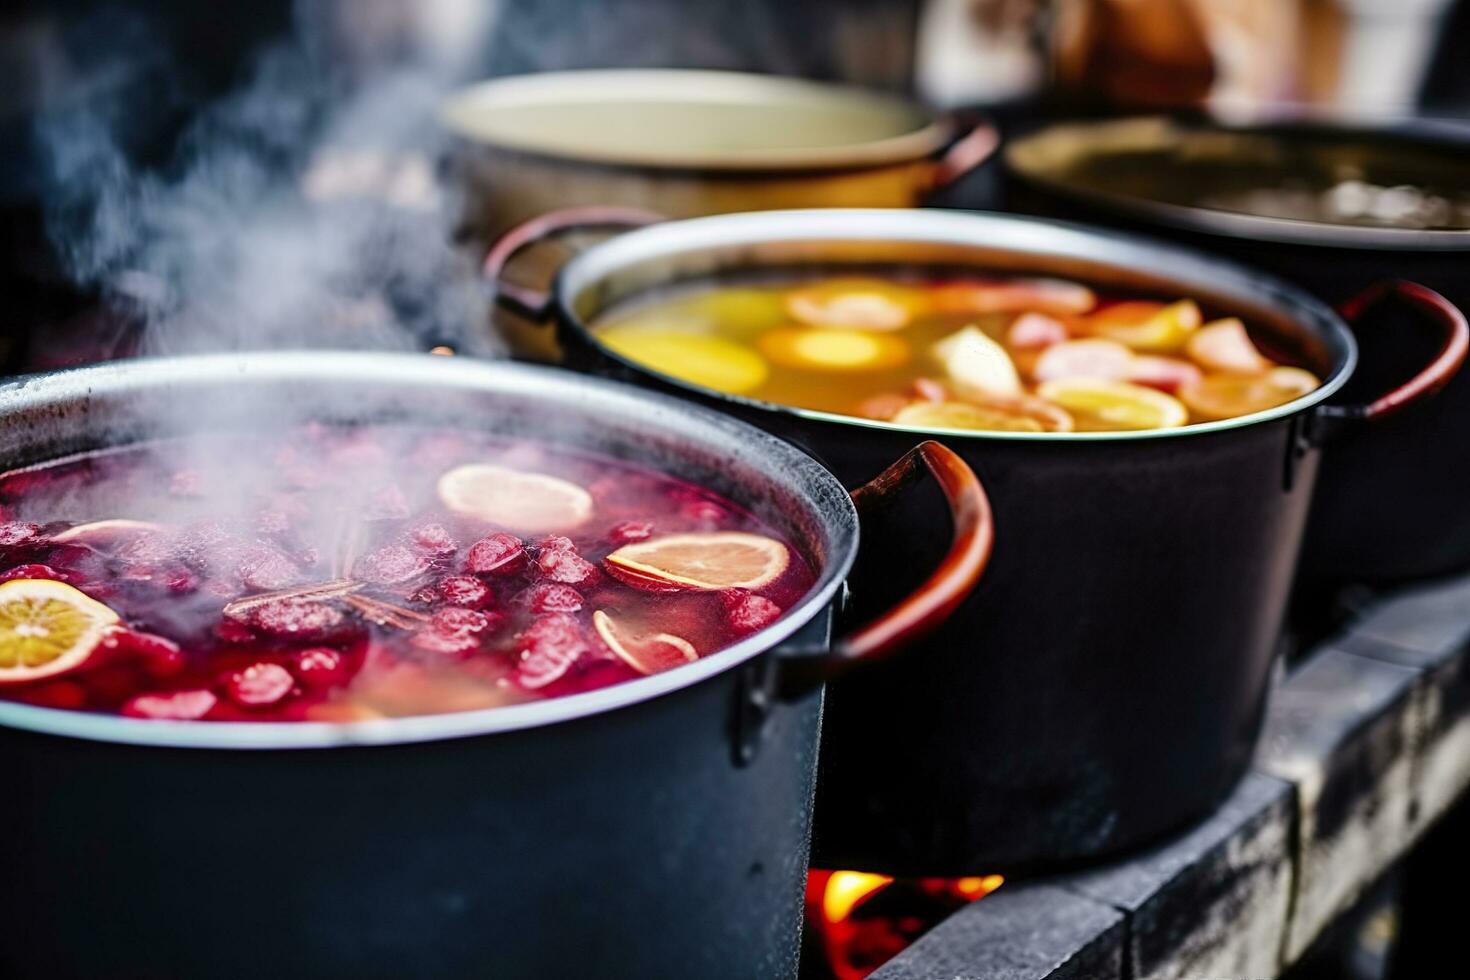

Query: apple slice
left=1185, top=319, right=1273, bottom=374
left=933, top=326, right=1022, bottom=399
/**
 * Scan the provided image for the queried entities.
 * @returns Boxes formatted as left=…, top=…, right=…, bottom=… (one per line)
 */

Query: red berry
left=464, top=533, right=526, bottom=576
left=410, top=523, right=457, bottom=556
left=722, top=590, right=783, bottom=634
left=607, top=520, right=654, bottom=545
left=410, top=629, right=481, bottom=655
left=437, top=575, right=491, bottom=608
left=0, top=563, right=67, bottom=582
left=0, top=522, right=40, bottom=547
left=432, top=607, right=493, bottom=636
left=535, top=545, right=599, bottom=587
left=354, top=544, right=430, bottom=586
left=516, top=613, right=590, bottom=689
left=236, top=546, right=303, bottom=592
left=123, top=689, right=218, bottom=720
left=524, top=582, right=585, bottom=613
left=293, top=648, right=349, bottom=689
left=249, top=600, right=345, bottom=640
left=224, top=662, right=296, bottom=708
left=215, top=619, right=258, bottom=644
left=103, top=630, right=187, bottom=676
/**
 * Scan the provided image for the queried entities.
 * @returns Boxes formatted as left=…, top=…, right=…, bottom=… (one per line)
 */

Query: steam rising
left=37, top=3, right=500, bottom=357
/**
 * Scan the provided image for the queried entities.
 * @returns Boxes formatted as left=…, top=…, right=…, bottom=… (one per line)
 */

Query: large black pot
left=486, top=208, right=1458, bottom=874
left=1004, top=117, right=1470, bottom=589
left=0, top=352, right=989, bottom=979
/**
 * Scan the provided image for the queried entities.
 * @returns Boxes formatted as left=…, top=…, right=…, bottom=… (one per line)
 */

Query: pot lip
left=1006, top=115, right=1470, bottom=253
left=0, top=352, right=856, bottom=750
left=440, top=68, right=951, bottom=172
left=554, top=208, right=1356, bottom=443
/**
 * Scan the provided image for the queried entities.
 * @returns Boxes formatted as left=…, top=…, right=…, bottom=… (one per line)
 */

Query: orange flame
left=821, top=871, right=895, bottom=923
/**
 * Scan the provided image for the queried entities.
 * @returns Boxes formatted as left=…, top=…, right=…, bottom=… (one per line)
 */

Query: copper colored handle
left=482, top=206, right=664, bottom=319
left=1320, top=280, right=1468, bottom=426
left=779, top=441, right=993, bottom=696
left=929, top=116, right=1000, bottom=192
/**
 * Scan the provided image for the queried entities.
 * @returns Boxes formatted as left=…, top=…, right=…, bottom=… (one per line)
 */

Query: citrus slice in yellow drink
left=592, top=610, right=699, bottom=676
left=1180, top=367, right=1320, bottom=421
left=1036, top=379, right=1189, bottom=431
left=605, top=532, right=790, bottom=591
left=437, top=464, right=594, bottom=535
left=599, top=330, right=769, bottom=393
left=0, top=579, right=120, bottom=685
left=892, top=400, right=1047, bottom=433
left=1089, top=299, right=1201, bottom=353
left=785, top=279, right=923, bottom=331
left=758, top=328, right=910, bottom=372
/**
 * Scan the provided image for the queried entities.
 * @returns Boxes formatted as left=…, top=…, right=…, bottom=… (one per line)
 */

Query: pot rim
left=1006, top=116, right=1470, bottom=253
left=440, top=69, right=951, bottom=173
left=0, top=352, right=856, bottom=750
left=554, top=208, right=1357, bottom=442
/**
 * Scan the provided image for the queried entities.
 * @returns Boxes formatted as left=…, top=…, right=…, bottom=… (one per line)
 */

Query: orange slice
left=592, top=610, right=699, bottom=676
left=1088, top=299, right=1200, bottom=352
left=892, top=400, right=1048, bottom=433
left=51, top=519, right=164, bottom=545
left=0, top=579, right=119, bottom=685
left=1185, top=319, right=1272, bottom=374
left=785, top=279, right=923, bottom=331
left=605, top=532, right=790, bottom=592
left=437, top=464, right=593, bottom=535
left=1036, top=379, right=1189, bottom=431
left=1180, top=367, right=1321, bottom=421
left=758, top=328, right=910, bottom=373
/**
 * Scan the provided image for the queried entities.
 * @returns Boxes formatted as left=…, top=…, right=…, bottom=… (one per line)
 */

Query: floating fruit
left=933, top=326, right=1021, bottom=399
left=929, top=278, right=1097, bottom=316
left=1180, top=367, right=1321, bottom=421
left=1033, top=338, right=1135, bottom=383
left=892, top=400, right=1046, bottom=433
left=1186, top=319, right=1272, bottom=374
left=0, top=579, right=120, bottom=685
left=599, top=330, right=770, bottom=392
left=592, top=610, right=698, bottom=676
left=1006, top=312, right=1071, bottom=350
left=785, top=279, right=923, bottom=331
left=438, top=464, right=593, bottom=535
left=1036, top=379, right=1189, bottom=431
left=1088, top=299, right=1200, bottom=352
left=757, top=328, right=910, bottom=373
left=1127, top=355, right=1203, bottom=394
left=605, top=532, right=790, bottom=592
left=51, top=519, right=164, bottom=545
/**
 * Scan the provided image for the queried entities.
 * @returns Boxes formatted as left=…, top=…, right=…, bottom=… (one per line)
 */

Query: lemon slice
left=605, top=532, right=790, bottom=592
left=785, top=279, right=923, bottom=331
left=437, top=464, right=593, bottom=535
left=592, top=610, right=699, bottom=676
left=0, top=579, right=119, bottom=684
left=1180, top=367, right=1321, bottom=421
left=1036, top=379, right=1189, bottom=431
left=892, top=400, right=1046, bottom=433
left=758, top=328, right=910, bottom=373
left=1089, top=300, right=1201, bottom=352
left=599, top=330, right=769, bottom=393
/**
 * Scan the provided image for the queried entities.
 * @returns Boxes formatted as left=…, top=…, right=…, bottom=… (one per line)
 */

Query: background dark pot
left=1003, top=117, right=1470, bottom=593
left=0, top=353, right=989, bottom=978
left=485, top=208, right=1459, bottom=874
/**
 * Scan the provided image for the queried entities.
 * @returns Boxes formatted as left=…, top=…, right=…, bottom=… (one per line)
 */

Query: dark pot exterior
left=511, top=208, right=1357, bottom=873
left=0, top=354, right=871, bottom=979
left=1002, top=121, right=1470, bottom=587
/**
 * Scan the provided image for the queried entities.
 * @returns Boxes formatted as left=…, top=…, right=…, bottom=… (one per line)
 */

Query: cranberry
left=410, top=629, right=480, bottom=656
left=432, top=607, right=494, bottom=636
left=0, top=522, right=40, bottom=547
left=535, top=544, right=599, bottom=587
left=293, top=648, right=349, bottom=689
left=236, top=546, right=303, bottom=592
left=410, top=523, right=457, bottom=556
left=103, top=631, right=186, bottom=677
left=523, top=582, right=585, bottom=613
left=464, top=533, right=526, bottom=576
left=722, top=591, right=783, bottom=634
left=0, top=563, right=67, bottom=583
left=224, top=662, right=296, bottom=708
left=123, top=689, right=218, bottom=720
left=249, top=600, right=345, bottom=640
left=607, top=520, right=654, bottom=545
left=437, top=575, right=491, bottom=609
left=516, top=613, right=590, bottom=689
left=215, top=619, right=258, bottom=644
left=354, top=544, right=430, bottom=586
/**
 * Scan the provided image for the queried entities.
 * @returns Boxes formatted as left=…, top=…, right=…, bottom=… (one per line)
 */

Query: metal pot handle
left=482, top=206, right=665, bottom=320
left=1315, top=280, right=1468, bottom=438
left=929, top=114, right=1000, bottom=192
left=777, top=441, right=993, bottom=698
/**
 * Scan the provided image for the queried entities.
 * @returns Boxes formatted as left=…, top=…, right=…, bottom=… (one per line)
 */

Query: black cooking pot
left=0, top=353, right=990, bottom=979
left=1004, top=117, right=1470, bottom=589
left=485, top=208, right=1460, bottom=874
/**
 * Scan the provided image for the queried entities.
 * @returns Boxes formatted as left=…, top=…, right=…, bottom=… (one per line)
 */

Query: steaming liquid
left=0, top=427, right=815, bottom=721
